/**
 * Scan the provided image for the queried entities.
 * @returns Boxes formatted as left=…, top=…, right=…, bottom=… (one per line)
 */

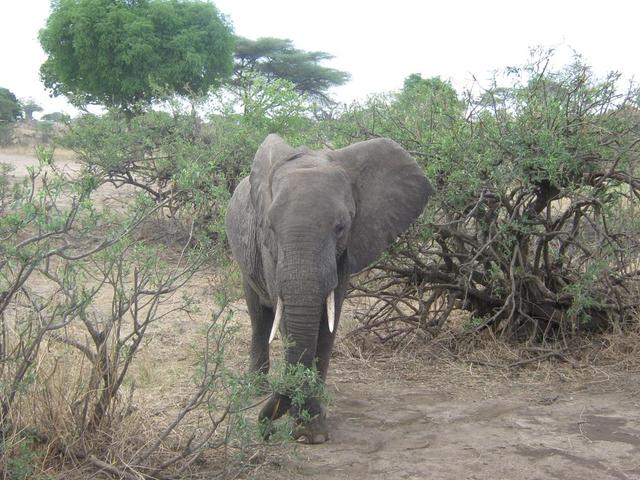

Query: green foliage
left=60, top=108, right=231, bottom=238
left=0, top=87, right=22, bottom=127
left=332, top=51, right=640, bottom=344
left=2, top=433, right=47, bottom=480
left=39, top=0, right=235, bottom=110
left=269, top=362, right=330, bottom=412
left=208, top=75, right=318, bottom=189
left=40, top=112, right=71, bottom=123
left=0, top=147, right=232, bottom=476
left=233, top=36, right=350, bottom=106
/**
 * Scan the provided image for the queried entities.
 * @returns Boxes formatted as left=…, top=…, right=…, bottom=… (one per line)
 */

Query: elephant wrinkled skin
left=225, top=134, right=433, bottom=443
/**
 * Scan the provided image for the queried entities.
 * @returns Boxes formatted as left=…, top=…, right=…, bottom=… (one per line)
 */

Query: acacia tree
left=232, top=36, right=350, bottom=106
left=39, top=0, right=235, bottom=111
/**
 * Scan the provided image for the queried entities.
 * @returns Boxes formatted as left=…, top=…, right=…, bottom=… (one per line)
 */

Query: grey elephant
left=225, top=134, right=433, bottom=443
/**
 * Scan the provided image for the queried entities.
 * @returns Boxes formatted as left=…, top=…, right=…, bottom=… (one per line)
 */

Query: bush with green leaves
left=331, top=51, right=640, bottom=345
left=207, top=75, right=320, bottom=188
left=0, top=146, right=328, bottom=477
left=60, top=76, right=319, bottom=244
left=0, top=147, right=200, bottom=472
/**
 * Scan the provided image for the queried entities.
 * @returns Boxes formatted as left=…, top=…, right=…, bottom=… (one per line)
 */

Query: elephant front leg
left=315, top=262, right=349, bottom=381
left=243, top=280, right=274, bottom=376
left=286, top=313, right=335, bottom=445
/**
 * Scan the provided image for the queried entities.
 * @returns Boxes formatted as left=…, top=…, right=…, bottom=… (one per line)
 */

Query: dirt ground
left=3, top=148, right=640, bottom=480
left=269, top=358, right=640, bottom=480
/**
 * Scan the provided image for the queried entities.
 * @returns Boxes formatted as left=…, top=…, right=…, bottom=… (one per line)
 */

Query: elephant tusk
left=269, top=297, right=284, bottom=344
left=326, top=290, right=335, bottom=333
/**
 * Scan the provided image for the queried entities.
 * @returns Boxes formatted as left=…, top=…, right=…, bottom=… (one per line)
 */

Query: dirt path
left=0, top=149, right=78, bottom=176
left=0, top=149, right=135, bottom=211
left=269, top=363, right=640, bottom=480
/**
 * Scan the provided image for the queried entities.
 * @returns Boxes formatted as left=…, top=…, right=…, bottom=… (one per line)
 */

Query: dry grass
left=334, top=294, right=640, bottom=396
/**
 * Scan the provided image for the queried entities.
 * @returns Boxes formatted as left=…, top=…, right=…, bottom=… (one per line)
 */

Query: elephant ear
left=249, top=134, right=299, bottom=220
left=331, top=138, right=434, bottom=273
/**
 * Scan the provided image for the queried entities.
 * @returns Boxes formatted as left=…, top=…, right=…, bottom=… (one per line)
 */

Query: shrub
left=329, top=51, right=640, bottom=345
left=0, top=89, right=330, bottom=474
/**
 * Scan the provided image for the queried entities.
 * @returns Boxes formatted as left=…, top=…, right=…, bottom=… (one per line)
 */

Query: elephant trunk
left=281, top=294, right=323, bottom=367
left=277, top=243, right=336, bottom=369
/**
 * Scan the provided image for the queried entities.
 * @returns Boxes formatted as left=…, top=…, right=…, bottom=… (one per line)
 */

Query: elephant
left=225, top=134, right=433, bottom=443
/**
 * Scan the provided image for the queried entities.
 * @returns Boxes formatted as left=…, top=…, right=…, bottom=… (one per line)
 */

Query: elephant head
left=248, top=134, right=432, bottom=369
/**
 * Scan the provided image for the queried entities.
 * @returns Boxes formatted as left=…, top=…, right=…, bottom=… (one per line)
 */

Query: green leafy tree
left=20, top=98, right=43, bottom=120
left=39, top=0, right=235, bottom=111
left=0, top=87, right=22, bottom=123
left=208, top=76, right=317, bottom=191
left=41, top=111, right=71, bottom=123
left=233, top=36, right=350, bottom=105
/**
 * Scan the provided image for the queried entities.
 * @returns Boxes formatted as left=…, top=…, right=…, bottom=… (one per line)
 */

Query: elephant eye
left=334, top=222, right=346, bottom=236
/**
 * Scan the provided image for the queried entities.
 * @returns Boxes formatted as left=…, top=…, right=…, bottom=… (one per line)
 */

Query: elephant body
left=225, top=134, right=432, bottom=443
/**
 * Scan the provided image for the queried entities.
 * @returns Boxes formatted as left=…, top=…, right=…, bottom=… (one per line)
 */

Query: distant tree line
left=0, top=89, right=67, bottom=124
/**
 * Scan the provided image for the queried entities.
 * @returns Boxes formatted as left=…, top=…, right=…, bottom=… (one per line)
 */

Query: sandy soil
left=3, top=148, right=639, bottom=480
left=269, top=361, right=640, bottom=480
left=1, top=148, right=136, bottom=212
left=0, top=148, right=78, bottom=177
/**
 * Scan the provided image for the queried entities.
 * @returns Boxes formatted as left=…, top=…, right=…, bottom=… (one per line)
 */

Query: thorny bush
left=0, top=146, right=323, bottom=478
left=332, top=51, right=640, bottom=346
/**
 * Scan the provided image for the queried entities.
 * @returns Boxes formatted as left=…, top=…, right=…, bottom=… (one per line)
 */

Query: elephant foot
left=258, top=393, right=292, bottom=440
left=258, top=394, right=330, bottom=444
left=294, top=414, right=329, bottom=444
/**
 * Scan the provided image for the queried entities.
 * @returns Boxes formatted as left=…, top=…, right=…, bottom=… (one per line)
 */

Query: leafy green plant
left=1, top=432, right=49, bottom=480
left=0, top=146, right=242, bottom=477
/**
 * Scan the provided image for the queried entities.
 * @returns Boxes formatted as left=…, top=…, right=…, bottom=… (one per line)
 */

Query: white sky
left=1, top=0, right=640, bottom=116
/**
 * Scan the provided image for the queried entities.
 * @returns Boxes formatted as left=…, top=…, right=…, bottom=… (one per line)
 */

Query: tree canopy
left=41, top=111, right=71, bottom=123
left=0, top=87, right=22, bottom=123
left=39, top=0, right=235, bottom=110
left=233, top=36, right=350, bottom=105
left=21, top=98, right=44, bottom=120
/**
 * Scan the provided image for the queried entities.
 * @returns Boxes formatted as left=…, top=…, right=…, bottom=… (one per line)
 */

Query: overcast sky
left=2, top=0, right=639, bottom=116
